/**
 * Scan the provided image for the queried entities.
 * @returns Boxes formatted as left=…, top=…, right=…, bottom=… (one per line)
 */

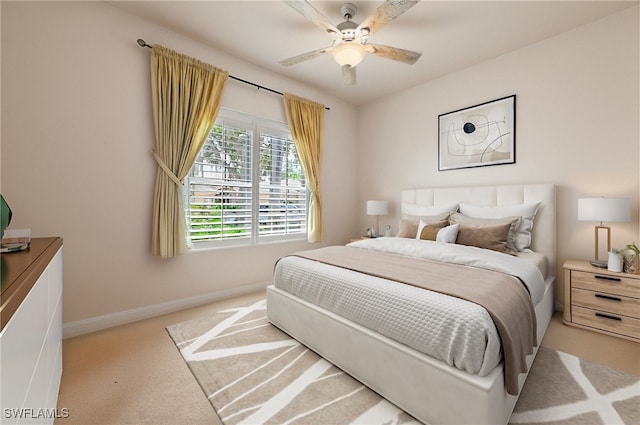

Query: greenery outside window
left=186, top=109, right=307, bottom=249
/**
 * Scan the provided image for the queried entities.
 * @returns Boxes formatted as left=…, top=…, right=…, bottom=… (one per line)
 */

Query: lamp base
left=589, top=260, right=608, bottom=268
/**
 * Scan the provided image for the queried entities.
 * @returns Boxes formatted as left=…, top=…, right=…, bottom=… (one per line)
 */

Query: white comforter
left=273, top=238, right=546, bottom=377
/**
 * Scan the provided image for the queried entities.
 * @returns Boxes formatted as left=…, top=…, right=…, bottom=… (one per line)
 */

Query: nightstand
left=563, top=259, right=640, bottom=342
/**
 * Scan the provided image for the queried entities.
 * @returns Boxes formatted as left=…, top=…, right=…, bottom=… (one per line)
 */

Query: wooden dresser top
left=1, top=237, right=62, bottom=331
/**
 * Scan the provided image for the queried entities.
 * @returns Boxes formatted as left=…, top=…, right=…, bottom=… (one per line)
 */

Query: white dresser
left=1, top=237, right=63, bottom=424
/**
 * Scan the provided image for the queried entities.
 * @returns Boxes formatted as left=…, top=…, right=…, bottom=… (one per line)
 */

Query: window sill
left=188, top=236, right=307, bottom=253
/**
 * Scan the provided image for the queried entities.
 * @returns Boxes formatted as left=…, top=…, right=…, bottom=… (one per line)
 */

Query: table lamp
left=578, top=197, right=631, bottom=268
left=367, top=200, right=389, bottom=237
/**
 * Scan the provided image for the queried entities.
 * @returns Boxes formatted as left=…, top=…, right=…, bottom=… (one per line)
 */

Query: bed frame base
left=267, top=278, right=554, bottom=425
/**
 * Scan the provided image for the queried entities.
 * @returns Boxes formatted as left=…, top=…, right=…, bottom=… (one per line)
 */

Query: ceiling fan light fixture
left=331, top=42, right=365, bottom=67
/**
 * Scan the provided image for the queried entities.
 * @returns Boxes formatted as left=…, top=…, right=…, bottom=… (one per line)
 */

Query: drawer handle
left=595, top=294, right=622, bottom=302
left=595, top=312, right=622, bottom=321
left=595, top=275, right=621, bottom=282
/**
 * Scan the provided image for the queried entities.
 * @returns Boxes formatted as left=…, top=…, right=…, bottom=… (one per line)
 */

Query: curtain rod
left=136, top=39, right=330, bottom=111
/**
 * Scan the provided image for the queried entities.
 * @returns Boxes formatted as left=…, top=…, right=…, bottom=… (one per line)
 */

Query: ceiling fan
left=280, top=0, right=422, bottom=85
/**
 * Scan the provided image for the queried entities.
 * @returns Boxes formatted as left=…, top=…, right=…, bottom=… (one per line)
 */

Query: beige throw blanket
left=292, top=245, right=537, bottom=396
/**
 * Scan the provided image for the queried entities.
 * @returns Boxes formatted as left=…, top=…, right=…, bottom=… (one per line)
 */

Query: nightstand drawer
left=572, top=305, right=640, bottom=340
left=572, top=288, right=640, bottom=319
left=571, top=270, right=640, bottom=299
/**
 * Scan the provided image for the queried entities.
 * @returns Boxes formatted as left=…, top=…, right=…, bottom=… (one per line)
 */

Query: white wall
left=2, top=2, right=638, bottom=329
left=357, top=6, right=640, bottom=303
left=1, top=1, right=359, bottom=326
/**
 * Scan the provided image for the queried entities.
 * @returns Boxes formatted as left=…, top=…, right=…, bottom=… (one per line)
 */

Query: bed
left=267, top=183, right=556, bottom=425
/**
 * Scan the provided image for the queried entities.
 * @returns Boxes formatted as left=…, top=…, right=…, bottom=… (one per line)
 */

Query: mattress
left=515, top=250, right=548, bottom=280
left=273, top=237, right=547, bottom=377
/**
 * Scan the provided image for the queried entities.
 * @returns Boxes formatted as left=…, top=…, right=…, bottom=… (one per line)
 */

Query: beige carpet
left=167, top=299, right=640, bottom=425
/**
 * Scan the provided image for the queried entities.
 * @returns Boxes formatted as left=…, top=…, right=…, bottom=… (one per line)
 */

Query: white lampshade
left=578, top=198, right=631, bottom=223
left=367, top=200, right=389, bottom=216
left=331, top=42, right=365, bottom=67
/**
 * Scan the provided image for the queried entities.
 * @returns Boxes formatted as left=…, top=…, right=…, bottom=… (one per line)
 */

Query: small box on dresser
left=563, top=259, right=640, bottom=342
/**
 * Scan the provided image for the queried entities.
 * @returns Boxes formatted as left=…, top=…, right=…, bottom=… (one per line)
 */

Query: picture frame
left=438, top=95, right=515, bottom=171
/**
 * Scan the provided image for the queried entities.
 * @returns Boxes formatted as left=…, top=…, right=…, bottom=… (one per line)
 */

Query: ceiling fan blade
left=284, top=0, right=340, bottom=36
left=364, top=44, right=421, bottom=65
left=357, top=0, right=420, bottom=36
left=279, top=47, right=332, bottom=67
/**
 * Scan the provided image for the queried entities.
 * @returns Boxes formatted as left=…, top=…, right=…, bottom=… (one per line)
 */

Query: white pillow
left=459, top=202, right=541, bottom=251
left=402, top=202, right=459, bottom=217
left=436, top=223, right=459, bottom=243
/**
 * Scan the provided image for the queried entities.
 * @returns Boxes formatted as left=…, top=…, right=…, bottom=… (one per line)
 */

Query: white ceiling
left=112, top=1, right=636, bottom=106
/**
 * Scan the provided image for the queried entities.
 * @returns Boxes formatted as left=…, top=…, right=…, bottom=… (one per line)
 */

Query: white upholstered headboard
left=401, top=183, right=557, bottom=275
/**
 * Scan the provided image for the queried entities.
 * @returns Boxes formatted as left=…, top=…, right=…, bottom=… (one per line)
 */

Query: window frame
left=185, top=108, right=308, bottom=251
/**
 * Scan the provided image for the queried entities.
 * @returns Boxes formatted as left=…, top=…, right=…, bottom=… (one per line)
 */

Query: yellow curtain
left=150, top=45, right=228, bottom=258
left=283, top=93, right=325, bottom=242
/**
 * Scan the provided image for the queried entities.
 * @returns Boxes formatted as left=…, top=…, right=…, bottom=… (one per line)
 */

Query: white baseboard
left=62, top=281, right=268, bottom=339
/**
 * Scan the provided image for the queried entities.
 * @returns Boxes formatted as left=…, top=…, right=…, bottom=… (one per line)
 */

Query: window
left=186, top=109, right=307, bottom=249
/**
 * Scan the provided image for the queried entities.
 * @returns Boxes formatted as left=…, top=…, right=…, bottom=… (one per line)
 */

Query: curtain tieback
left=152, top=150, right=183, bottom=186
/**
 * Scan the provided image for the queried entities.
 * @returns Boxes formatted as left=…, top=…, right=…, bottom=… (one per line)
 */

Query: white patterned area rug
left=166, top=299, right=639, bottom=425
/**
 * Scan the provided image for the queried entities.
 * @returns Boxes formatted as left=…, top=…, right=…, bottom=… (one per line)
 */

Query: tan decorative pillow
left=449, top=212, right=521, bottom=251
left=459, top=202, right=541, bottom=251
left=417, top=220, right=448, bottom=240
left=396, top=212, right=451, bottom=238
left=455, top=222, right=514, bottom=253
left=397, top=219, right=420, bottom=238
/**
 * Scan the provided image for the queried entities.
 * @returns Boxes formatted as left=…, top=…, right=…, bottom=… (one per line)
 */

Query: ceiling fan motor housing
left=337, top=3, right=359, bottom=42
left=337, top=22, right=357, bottom=41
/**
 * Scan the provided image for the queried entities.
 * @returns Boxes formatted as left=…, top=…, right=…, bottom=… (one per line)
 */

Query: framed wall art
left=438, top=95, right=515, bottom=171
